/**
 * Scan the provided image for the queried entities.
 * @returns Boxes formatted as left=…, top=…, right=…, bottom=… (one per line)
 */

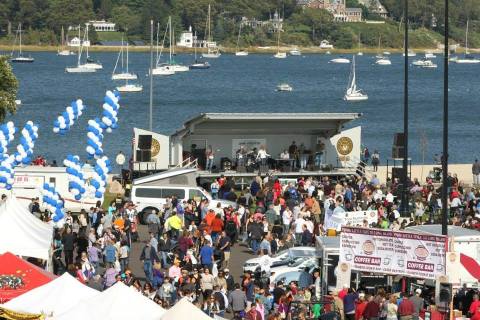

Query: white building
left=88, top=20, right=116, bottom=32
left=177, top=26, right=194, bottom=48
left=68, top=37, right=90, bottom=47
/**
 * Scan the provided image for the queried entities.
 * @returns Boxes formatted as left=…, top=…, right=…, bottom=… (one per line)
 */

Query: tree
left=0, top=57, right=18, bottom=123
left=111, top=5, right=140, bottom=32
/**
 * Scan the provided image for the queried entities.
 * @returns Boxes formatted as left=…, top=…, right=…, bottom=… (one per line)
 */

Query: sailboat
left=65, top=26, right=96, bottom=73
left=57, top=26, right=75, bottom=56
left=202, top=4, right=221, bottom=58
left=189, top=31, right=210, bottom=69
left=82, top=24, right=102, bottom=69
left=235, top=23, right=248, bottom=56
left=10, top=24, right=34, bottom=63
left=112, top=39, right=138, bottom=80
left=375, top=36, right=391, bottom=65
left=455, top=20, right=480, bottom=64
left=273, top=21, right=286, bottom=59
left=357, top=33, right=363, bottom=56
left=151, top=22, right=175, bottom=76
left=344, top=56, right=368, bottom=101
left=169, top=23, right=189, bottom=72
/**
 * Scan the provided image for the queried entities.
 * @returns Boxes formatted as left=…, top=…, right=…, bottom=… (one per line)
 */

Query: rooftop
left=405, top=224, right=480, bottom=239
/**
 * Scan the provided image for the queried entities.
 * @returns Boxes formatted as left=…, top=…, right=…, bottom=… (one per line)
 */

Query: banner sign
left=326, top=210, right=378, bottom=231
left=340, top=227, right=447, bottom=280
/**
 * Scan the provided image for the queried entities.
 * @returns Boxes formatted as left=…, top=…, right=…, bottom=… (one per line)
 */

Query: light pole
left=442, top=0, right=449, bottom=236
left=401, top=0, right=409, bottom=217
left=149, top=20, right=153, bottom=131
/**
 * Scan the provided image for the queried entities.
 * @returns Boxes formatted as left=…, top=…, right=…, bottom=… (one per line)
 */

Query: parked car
left=269, top=257, right=319, bottom=285
left=243, top=247, right=317, bottom=273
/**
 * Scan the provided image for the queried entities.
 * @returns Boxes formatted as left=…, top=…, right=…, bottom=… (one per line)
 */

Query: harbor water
left=8, top=51, right=479, bottom=166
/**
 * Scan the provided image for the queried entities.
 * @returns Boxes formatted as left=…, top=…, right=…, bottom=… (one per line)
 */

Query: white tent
left=3, top=273, right=99, bottom=316
left=0, top=196, right=53, bottom=260
left=56, top=282, right=165, bottom=320
left=160, top=297, right=212, bottom=320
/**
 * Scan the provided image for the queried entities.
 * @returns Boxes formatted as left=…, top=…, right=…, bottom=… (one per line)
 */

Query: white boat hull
left=112, top=73, right=138, bottom=80
left=357, top=52, right=363, bottom=56
left=116, top=84, right=143, bottom=92
left=57, top=50, right=75, bottom=56
left=425, top=53, right=436, bottom=59
left=330, top=58, right=350, bottom=64
left=274, top=52, right=287, bottom=59
left=65, top=66, right=96, bottom=73
left=202, top=53, right=221, bottom=58
left=170, top=65, right=189, bottom=72
left=344, top=94, right=368, bottom=101
left=235, top=51, right=249, bottom=56
left=151, top=66, right=175, bottom=76
left=15, top=100, right=21, bottom=105
left=83, top=63, right=103, bottom=70
left=289, top=50, right=301, bottom=56
left=376, top=59, right=391, bottom=65
left=11, top=57, right=34, bottom=63
left=455, top=59, right=480, bottom=64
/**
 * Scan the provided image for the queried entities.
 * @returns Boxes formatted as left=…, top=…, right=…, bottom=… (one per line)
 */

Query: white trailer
left=1, top=166, right=102, bottom=212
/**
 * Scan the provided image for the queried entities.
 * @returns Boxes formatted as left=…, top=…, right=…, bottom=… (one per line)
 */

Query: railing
left=175, top=157, right=198, bottom=169
left=339, top=155, right=375, bottom=180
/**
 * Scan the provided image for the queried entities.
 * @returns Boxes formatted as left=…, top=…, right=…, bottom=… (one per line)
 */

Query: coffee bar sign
left=340, top=227, right=447, bottom=280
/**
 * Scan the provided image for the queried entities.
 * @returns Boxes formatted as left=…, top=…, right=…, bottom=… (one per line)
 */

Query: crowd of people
left=36, top=163, right=480, bottom=319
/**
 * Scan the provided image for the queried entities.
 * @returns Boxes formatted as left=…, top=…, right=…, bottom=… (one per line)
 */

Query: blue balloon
left=43, top=183, right=49, bottom=190
left=66, top=167, right=76, bottom=175
left=56, top=202, right=62, bottom=209
left=22, top=157, right=31, bottom=165
left=95, top=191, right=102, bottom=198
left=74, top=194, right=81, bottom=201
left=6, top=185, right=11, bottom=190
left=0, top=177, right=6, bottom=183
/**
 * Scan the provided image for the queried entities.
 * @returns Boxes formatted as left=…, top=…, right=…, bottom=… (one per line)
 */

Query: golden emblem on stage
left=336, top=137, right=353, bottom=156
left=151, top=138, right=160, bottom=158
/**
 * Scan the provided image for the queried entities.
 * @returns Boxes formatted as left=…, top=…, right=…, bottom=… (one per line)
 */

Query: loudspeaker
left=393, top=133, right=405, bottom=147
left=138, top=135, right=152, bottom=150
left=392, top=146, right=405, bottom=159
left=237, top=165, right=246, bottom=173
left=392, top=167, right=405, bottom=181
left=136, top=149, right=151, bottom=162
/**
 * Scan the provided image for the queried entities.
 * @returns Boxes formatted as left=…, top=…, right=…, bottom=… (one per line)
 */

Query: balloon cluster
left=101, top=91, right=121, bottom=133
left=86, top=118, right=104, bottom=159
left=53, top=99, right=85, bottom=134
left=0, top=122, right=17, bottom=154
left=13, top=121, right=39, bottom=166
left=89, top=156, right=111, bottom=199
left=63, top=155, right=86, bottom=201
left=0, top=155, right=15, bottom=190
left=41, top=183, right=65, bottom=223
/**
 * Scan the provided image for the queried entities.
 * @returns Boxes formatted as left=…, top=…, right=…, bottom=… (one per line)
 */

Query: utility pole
left=402, top=0, right=409, bottom=217
left=149, top=20, right=153, bottom=131
left=442, top=0, right=449, bottom=237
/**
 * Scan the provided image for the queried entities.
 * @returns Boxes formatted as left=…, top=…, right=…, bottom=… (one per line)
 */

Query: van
left=131, top=185, right=237, bottom=223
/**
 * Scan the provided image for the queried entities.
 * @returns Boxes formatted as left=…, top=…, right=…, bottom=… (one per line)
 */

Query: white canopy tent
left=56, top=282, right=165, bottom=320
left=0, top=196, right=53, bottom=260
left=160, top=297, right=212, bottom=320
left=3, top=273, right=99, bottom=316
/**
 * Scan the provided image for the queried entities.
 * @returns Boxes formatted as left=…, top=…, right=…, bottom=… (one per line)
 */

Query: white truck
left=1, top=165, right=102, bottom=212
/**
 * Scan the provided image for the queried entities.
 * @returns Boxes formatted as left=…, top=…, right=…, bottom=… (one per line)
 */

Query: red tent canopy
left=0, top=252, right=56, bottom=303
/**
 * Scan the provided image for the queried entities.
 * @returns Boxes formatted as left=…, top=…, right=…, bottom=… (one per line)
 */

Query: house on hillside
left=240, top=10, right=283, bottom=33
left=297, top=0, right=363, bottom=22
left=356, top=0, right=388, bottom=18
left=88, top=20, right=116, bottom=32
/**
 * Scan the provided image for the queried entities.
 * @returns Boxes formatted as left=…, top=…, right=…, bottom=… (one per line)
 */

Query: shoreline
left=1, top=44, right=471, bottom=54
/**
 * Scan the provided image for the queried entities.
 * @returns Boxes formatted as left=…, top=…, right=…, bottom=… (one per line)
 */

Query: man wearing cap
left=410, top=289, right=424, bottom=320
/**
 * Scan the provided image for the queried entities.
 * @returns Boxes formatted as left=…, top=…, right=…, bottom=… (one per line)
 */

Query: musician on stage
left=256, top=145, right=270, bottom=166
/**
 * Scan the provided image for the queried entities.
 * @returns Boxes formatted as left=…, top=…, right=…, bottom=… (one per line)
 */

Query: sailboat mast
left=77, top=25, right=81, bottom=66
left=466, top=20, right=469, bottom=54
left=18, top=22, right=22, bottom=57
left=61, top=26, right=64, bottom=47
left=236, top=23, right=242, bottom=52
left=194, top=31, right=197, bottom=60
left=85, top=24, right=89, bottom=58
left=169, top=16, right=172, bottom=64
left=126, top=41, right=129, bottom=74
left=208, top=5, right=211, bottom=42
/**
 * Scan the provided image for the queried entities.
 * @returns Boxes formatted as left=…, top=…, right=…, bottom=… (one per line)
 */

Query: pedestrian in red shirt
left=398, top=293, right=415, bottom=320
left=355, top=293, right=368, bottom=320
left=470, top=294, right=480, bottom=317
left=363, top=295, right=381, bottom=320
left=210, top=214, right=224, bottom=242
left=338, top=284, right=349, bottom=300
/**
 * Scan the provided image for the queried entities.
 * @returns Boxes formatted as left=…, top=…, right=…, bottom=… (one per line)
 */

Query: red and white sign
left=340, top=227, right=447, bottom=280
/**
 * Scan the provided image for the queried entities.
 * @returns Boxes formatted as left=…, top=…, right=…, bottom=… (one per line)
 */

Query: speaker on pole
left=138, top=135, right=152, bottom=150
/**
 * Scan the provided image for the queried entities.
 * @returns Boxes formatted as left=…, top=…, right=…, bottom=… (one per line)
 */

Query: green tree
left=0, top=57, right=18, bottom=123
left=111, top=5, right=140, bottom=32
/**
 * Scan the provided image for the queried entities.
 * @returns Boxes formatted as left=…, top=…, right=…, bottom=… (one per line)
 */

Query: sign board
left=231, top=138, right=266, bottom=158
left=327, top=210, right=378, bottom=231
left=13, top=175, right=44, bottom=189
left=340, top=227, right=447, bottom=280
left=335, top=262, right=352, bottom=291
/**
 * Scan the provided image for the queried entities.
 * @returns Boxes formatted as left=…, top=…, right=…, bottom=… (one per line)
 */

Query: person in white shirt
left=294, top=215, right=306, bottom=245
left=280, top=150, right=289, bottom=160
left=282, top=208, right=293, bottom=235
left=256, top=146, right=270, bottom=166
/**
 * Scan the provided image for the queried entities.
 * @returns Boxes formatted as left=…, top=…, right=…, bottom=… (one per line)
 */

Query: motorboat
left=330, top=57, right=350, bottom=64
left=375, top=57, right=392, bottom=65
left=289, top=48, right=301, bottom=56
left=15, top=100, right=21, bottom=105
left=421, top=60, right=437, bottom=68
left=402, top=50, right=417, bottom=57
left=319, top=40, right=333, bottom=49
left=170, top=63, right=189, bottom=72
left=116, top=83, right=143, bottom=92
left=383, top=51, right=391, bottom=55
left=344, top=55, right=368, bottom=102
left=189, top=61, right=210, bottom=69
left=425, top=52, right=436, bottom=59
left=274, top=52, right=287, bottom=59
left=57, top=50, right=75, bottom=56
left=412, top=59, right=437, bottom=68
left=325, top=51, right=331, bottom=55
left=235, top=51, right=248, bottom=56
left=276, top=83, right=293, bottom=92
left=357, top=52, right=363, bottom=56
